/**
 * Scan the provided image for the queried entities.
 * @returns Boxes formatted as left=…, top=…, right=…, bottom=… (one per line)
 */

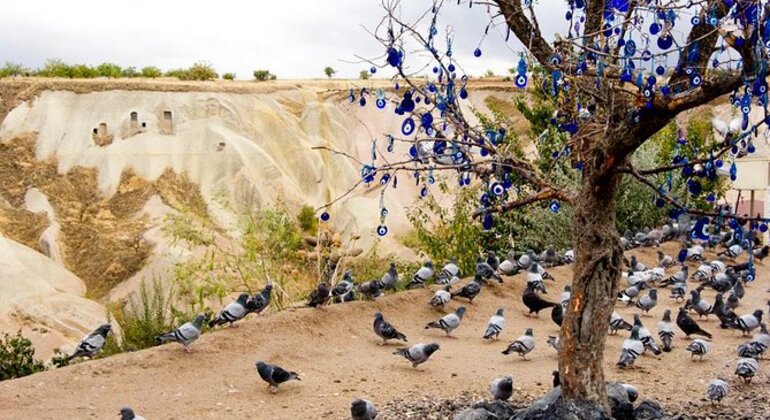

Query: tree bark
left=558, top=146, right=624, bottom=413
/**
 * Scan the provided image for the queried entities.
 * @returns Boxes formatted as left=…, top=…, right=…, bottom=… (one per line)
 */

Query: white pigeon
left=429, top=285, right=452, bottom=311
left=483, top=308, right=506, bottom=340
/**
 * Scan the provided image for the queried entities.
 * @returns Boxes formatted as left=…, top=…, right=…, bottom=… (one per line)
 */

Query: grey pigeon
left=735, top=357, right=759, bottom=382
left=609, top=311, right=632, bottom=335
left=209, top=293, right=249, bottom=328
left=657, top=251, right=674, bottom=268
left=477, top=255, right=502, bottom=283
left=502, top=328, right=535, bottom=360
left=736, top=323, right=769, bottom=359
left=255, top=361, right=300, bottom=393
left=617, top=326, right=644, bottom=369
left=119, top=407, right=146, bottom=420
left=483, top=308, right=506, bottom=340
left=687, top=289, right=713, bottom=319
left=393, top=343, right=440, bottom=368
left=155, top=314, right=205, bottom=352
left=451, top=275, right=483, bottom=303
left=630, top=255, right=646, bottom=272
left=358, top=280, right=383, bottom=299
left=307, top=282, right=331, bottom=307
left=373, top=312, right=407, bottom=345
left=526, top=264, right=548, bottom=293
left=726, top=291, right=740, bottom=311
left=332, top=270, right=355, bottom=301
left=489, top=376, right=514, bottom=401
left=425, top=306, right=466, bottom=336
left=498, top=251, right=519, bottom=276
left=657, top=309, right=675, bottom=352
left=436, top=259, right=460, bottom=285
left=486, top=251, right=500, bottom=271
left=67, top=324, right=112, bottom=361
left=547, top=335, right=560, bottom=351
left=517, top=250, right=535, bottom=270
left=621, top=383, right=639, bottom=402
left=559, top=285, right=571, bottom=307
left=706, top=379, right=729, bottom=404
left=380, top=262, right=399, bottom=290
left=731, top=309, right=764, bottom=336
left=247, top=284, right=273, bottom=315
left=429, top=285, right=452, bottom=311
left=686, top=339, right=710, bottom=360
left=407, top=261, right=434, bottom=289
left=634, top=314, right=661, bottom=355
left=635, top=289, right=658, bottom=315
left=350, top=399, right=377, bottom=420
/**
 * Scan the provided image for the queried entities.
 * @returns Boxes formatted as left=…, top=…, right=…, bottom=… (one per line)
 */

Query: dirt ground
left=1, top=242, right=768, bottom=419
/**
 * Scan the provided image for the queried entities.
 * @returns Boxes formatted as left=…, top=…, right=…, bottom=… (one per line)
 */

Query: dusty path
left=1, top=243, right=768, bottom=419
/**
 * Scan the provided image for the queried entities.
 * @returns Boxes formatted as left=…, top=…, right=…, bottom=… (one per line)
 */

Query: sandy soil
left=1, top=243, right=768, bottom=419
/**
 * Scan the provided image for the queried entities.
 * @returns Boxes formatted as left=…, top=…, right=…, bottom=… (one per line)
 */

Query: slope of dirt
left=1, top=243, right=768, bottom=419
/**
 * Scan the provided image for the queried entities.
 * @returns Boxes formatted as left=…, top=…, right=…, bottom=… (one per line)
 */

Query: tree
left=321, top=0, right=763, bottom=412
left=95, top=62, right=123, bottom=78
left=0, top=61, right=28, bottom=78
left=141, top=66, right=162, bottom=78
left=37, top=58, right=72, bottom=78
left=222, top=72, right=236, bottom=80
left=185, top=61, right=218, bottom=81
left=0, top=331, right=46, bottom=381
left=359, top=70, right=371, bottom=80
left=121, top=66, right=140, bottom=78
left=253, top=69, right=277, bottom=81
left=323, top=66, right=336, bottom=79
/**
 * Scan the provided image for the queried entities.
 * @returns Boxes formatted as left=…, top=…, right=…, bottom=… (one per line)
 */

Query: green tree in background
left=222, top=73, right=236, bottom=80
left=253, top=70, right=277, bottom=81
left=141, top=66, right=162, bottom=78
left=96, top=62, right=123, bottom=78
left=324, top=66, right=337, bottom=79
left=0, top=331, right=46, bottom=381
left=359, top=70, right=370, bottom=80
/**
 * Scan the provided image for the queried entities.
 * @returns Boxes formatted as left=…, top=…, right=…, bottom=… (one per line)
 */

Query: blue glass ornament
left=370, top=67, right=377, bottom=74
left=474, top=48, right=482, bottom=57
left=376, top=98, right=386, bottom=109
left=491, top=183, right=505, bottom=196
left=320, top=212, right=330, bottom=222
left=677, top=248, right=688, bottom=263
left=482, top=213, right=493, bottom=230
left=377, top=225, right=388, bottom=236
left=515, top=74, right=528, bottom=88
left=401, top=118, right=416, bottom=136
left=548, top=200, right=561, bottom=213
left=657, top=35, right=673, bottom=49
left=420, top=187, right=429, bottom=198
left=691, top=217, right=710, bottom=240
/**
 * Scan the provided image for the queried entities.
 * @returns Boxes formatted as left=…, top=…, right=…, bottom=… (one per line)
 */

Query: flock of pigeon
left=67, top=220, right=770, bottom=419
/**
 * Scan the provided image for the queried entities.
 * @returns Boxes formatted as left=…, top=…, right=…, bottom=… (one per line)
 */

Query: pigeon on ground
left=630, top=255, right=646, bottom=272
left=522, top=284, right=558, bottom=317
left=621, top=383, right=639, bottom=402
left=540, top=245, right=557, bottom=267
left=635, top=289, right=658, bottom=316
left=209, top=293, right=250, bottom=328
left=486, top=251, right=500, bottom=271
left=425, top=306, right=466, bottom=336
left=502, top=328, right=535, bottom=360
left=692, top=263, right=714, bottom=282
left=706, top=379, right=729, bottom=404
left=247, top=284, right=273, bottom=315
left=526, top=264, right=547, bottom=293
left=436, top=259, right=460, bottom=285
left=687, top=244, right=705, bottom=261
left=618, top=281, right=648, bottom=304
left=686, top=339, right=711, bottom=360
left=451, top=275, right=483, bottom=303
left=489, top=376, right=514, bottom=401
left=551, top=304, right=563, bottom=327
left=350, top=399, right=377, bottom=420
left=155, top=314, right=205, bottom=352
left=373, top=312, right=407, bottom=345
left=718, top=243, right=744, bottom=260
left=332, top=271, right=355, bottom=301
left=255, top=361, right=300, bottom=393
left=735, top=357, right=759, bottom=382
left=517, top=250, right=535, bottom=270
left=657, top=251, right=674, bottom=268
left=358, top=280, right=383, bottom=299
left=609, top=311, right=633, bottom=335
left=753, top=245, right=769, bottom=262
left=732, top=279, right=746, bottom=299
left=634, top=314, right=662, bottom=355
left=380, top=262, right=399, bottom=290
left=407, top=261, right=435, bottom=289
left=67, top=324, right=112, bottom=361
left=547, top=335, right=560, bottom=351
left=393, top=343, right=440, bottom=368
left=737, top=323, right=770, bottom=358
left=617, top=326, right=644, bottom=369
left=661, top=266, right=688, bottom=288
left=119, top=407, right=146, bottom=420
left=307, top=282, right=331, bottom=307
left=477, top=256, right=503, bottom=283
left=483, top=308, right=506, bottom=340
left=669, top=281, right=687, bottom=302
left=498, top=252, right=519, bottom=276
left=687, top=289, right=713, bottom=319
left=677, top=307, right=712, bottom=339
left=563, top=249, right=574, bottom=264
left=560, top=285, right=572, bottom=307
left=657, top=309, right=675, bottom=352
left=713, top=293, right=738, bottom=328
left=726, top=290, right=740, bottom=311
left=730, top=309, right=764, bottom=336
left=430, top=285, right=452, bottom=312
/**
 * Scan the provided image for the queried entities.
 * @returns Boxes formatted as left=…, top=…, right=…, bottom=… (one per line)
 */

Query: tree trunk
left=558, top=150, right=624, bottom=412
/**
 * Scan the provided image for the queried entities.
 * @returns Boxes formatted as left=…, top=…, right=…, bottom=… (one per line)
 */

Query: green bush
left=0, top=331, right=46, bottom=381
left=96, top=62, right=123, bottom=78
left=121, top=66, right=140, bottom=78
left=69, top=64, right=98, bottom=78
left=324, top=66, right=336, bottom=79
left=297, top=205, right=318, bottom=235
left=222, top=72, right=236, bottom=81
left=141, top=66, right=162, bottom=78
left=185, top=61, right=218, bottom=81
left=164, top=68, right=189, bottom=79
left=0, top=61, right=28, bottom=78
left=359, top=70, right=370, bottom=80
left=253, top=70, right=277, bottom=81
left=37, top=58, right=72, bottom=78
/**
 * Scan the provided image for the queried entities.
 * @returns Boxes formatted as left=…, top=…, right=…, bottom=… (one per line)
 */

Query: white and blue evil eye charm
left=548, top=200, right=561, bottom=213
left=376, top=225, right=388, bottom=236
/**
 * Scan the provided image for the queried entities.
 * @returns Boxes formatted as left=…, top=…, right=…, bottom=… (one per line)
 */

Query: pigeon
left=661, top=266, right=688, bottom=287
left=617, top=326, right=644, bottom=369
left=634, top=314, right=662, bottom=355
left=692, top=263, right=714, bottom=282
left=560, top=285, right=572, bottom=307
left=713, top=293, right=738, bottom=328
left=686, top=339, right=711, bottom=360
left=155, top=314, right=205, bottom=352
left=407, top=261, right=435, bottom=289
left=517, top=250, right=535, bottom=270
left=350, top=399, right=377, bottom=420
left=255, top=361, right=300, bottom=393
left=393, top=343, right=440, bottom=368
left=730, top=309, right=764, bottom=336
left=498, top=251, right=519, bottom=276
left=307, top=282, right=331, bottom=307
left=736, top=323, right=770, bottom=359
left=687, top=289, right=713, bottom=319
left=677, top=307, right=712, bottom=339
left=609, top=311, right=633, bottom=335
left=483, top=308, right=506, bottom=340
left=358, top=280, right=383, bottom=299
left=706, top=379, right=730, bottom=404
left=373, top=312, right=407, bottom=345
left=753, top=245, right=769, bottom=262
left=551, top=304, right=563, bottom=327
left=618, top=281, right=648, bottom=304
left=437, top=259, right=460, bottom=285
left=502, top=328, right=535, bottom=359
left=732, top=279, right=746, bottom=300
left=119, top=407, right=146, bottom=420
left=541, top=245, right=557, bottom=267
left=380, top=262, right=399, bottom=290
left=687, top=244, right=705, bottom=261
left=735, top=357, right=759, bottom=382
left=547, top=335, right=560, bottom=351
left=522, top=284, right=558, bottom=317
left=635, top=289, right=658, bottom=316
left=247, top=284, right=273, bottom=315
left=477, top=256, right=503, bottom=283
left=209, top=293, right=250, bottom=328
left=451, top=275, right=483, bottom=303
left=718, top=243, right=743, bottom=260
left=332, top=271, right=355, bottom=301
left=425, top=306, right=466, bottom=336
left=486, top=251, right=500, bottom=271
left=657, top=251, right=674, bottom=268
left=630, top=255, right=646, bottom=272
left=621, top=383, right=639, bottom=403
left=430, top=285, right=452, bottom=311
left=67, top=324, right=112, bottom=361
left=726, top=290, right=741, bottom=311
left=526, top=264, right=548, bottom=294
left=489, top=376, right=514, bottom=401
left=669, top=281, right=687, bottom=302
left=552, top=370, right=560, bottom=388
left=657, top=309, right=675, bottom=352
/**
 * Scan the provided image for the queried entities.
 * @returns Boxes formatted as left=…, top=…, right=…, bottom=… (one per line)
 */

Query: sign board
left=732, top=159, right=769, bottom=190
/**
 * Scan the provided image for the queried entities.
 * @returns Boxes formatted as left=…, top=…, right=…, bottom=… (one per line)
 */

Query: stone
left=634, top=399, right=665, bottom=420
left=452, top=408, right=497, bottom=420
left=606, top=382, right=634, bottom=420
left=471, top=401, right=519, bottom=419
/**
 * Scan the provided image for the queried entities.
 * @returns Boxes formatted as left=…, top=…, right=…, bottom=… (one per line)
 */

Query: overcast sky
left=0, top=0, right=565, bottom=79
